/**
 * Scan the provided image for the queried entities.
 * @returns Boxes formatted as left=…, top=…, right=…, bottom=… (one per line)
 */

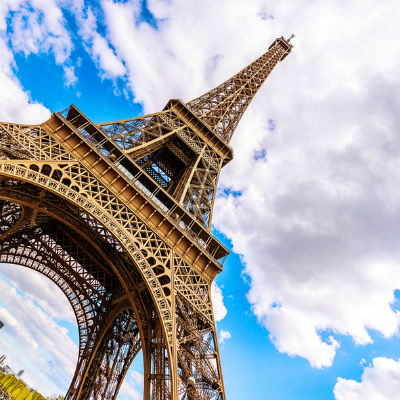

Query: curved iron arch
left=0, top=160, right=174, bottom=350
left=0, top=195, right=151, bottom=400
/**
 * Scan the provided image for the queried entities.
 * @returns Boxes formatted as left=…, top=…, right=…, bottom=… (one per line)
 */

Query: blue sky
left=1, top=1, right=400, bottom=399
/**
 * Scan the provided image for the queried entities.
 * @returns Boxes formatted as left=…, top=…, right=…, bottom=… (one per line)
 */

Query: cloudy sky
left=1, top=0, right=400, bottom=399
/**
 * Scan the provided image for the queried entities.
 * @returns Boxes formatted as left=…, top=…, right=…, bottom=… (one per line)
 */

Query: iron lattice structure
left=0, top=36, right=292, bottom=399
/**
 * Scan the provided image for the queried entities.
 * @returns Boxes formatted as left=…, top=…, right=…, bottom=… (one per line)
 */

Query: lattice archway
left=0, top=258, right=142, bottom=400
left=0, top=160, right=174, bottom=346
left=0, top=172, right=172, bottom=399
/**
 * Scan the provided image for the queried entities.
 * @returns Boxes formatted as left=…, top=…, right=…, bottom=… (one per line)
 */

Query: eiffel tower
left=0, top=36, right=292, bottom=399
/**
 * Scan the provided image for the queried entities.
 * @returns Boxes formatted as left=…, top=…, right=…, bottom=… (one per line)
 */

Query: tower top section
left=186, top=36, right=293, bottom=142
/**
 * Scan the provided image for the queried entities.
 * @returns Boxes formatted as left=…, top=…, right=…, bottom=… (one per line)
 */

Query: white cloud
left=76, top=7, right=126, bottom=80
left=0, top=34, right=49, bottom=123
left=0, top=267, right=77, bottom=396
left=211, top=282, right=227, bottom=322
left=64, top=65, right=78, bottom=87
left=102, top=0, right=276, bottom=112
left=0, top=1, right=59, bottom=123
left=9, top=0, right=71, bottom=62
left=0, top=307, right=38, bottom=350
left=212, top=0, right=400, bottom=364
left=0, top=0, right=127, bottom=96
left=0, top=57, right=50, bottom=123
left=334, top=357, right=400, bottom=400
left=96, top=0, right=400, bottom=369
left=91, top=33, right=126, bottom=78
left=3, top=0, right=75, bottom=83
left=219, top=329, right=231, bottom=344
left=118, top=369, right=143, bottom=400
left=0, top=263, right=75, bottom=323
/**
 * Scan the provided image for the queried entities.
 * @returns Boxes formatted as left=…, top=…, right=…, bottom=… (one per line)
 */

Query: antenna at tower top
left=287, top=34, right=295, bottom=42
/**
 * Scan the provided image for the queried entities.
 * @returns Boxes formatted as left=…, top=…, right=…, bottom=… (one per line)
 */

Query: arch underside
left=0, top=121, right=225, bottom=400
left=0, top=187, right=150, bottom=400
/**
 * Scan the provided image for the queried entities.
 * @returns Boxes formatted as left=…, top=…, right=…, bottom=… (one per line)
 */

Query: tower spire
left=186, top=36, right=293, bottom=142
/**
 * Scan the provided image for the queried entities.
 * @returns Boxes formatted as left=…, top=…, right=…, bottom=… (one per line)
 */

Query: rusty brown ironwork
left=0, top=36, right=292, bottom=399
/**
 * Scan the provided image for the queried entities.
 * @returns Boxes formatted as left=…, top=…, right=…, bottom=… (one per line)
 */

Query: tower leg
left=175, top=295, right=225, bottom=400
left=72, top=307, right=141, bottom=400
left=142, top=309, right=172, bottom=400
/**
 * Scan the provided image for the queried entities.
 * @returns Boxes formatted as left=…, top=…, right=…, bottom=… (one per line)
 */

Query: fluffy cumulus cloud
left=0, top=0, right=127, bottom=123
left=0, top=0, right=62, bottom=123
left=0, top=34, right=49, bottom=123
left=119, top=369, right=144, bottom=400
left=211, top=282, right=227, bottom=322
left=334, top=357, right=400, bottom=400
left=0, top=265, right=78, bottom=395
left=5, top=0, right=72, bottom=63
left=212, top=0, right=400, bottom=368
left=219, top=329, right=231, bottom=344
left=76, top=6, right=126, bottom=80
left=93, top=0, right=400, bottom=369
left=0, top=263, right=75, bottom=323
left=101, top=0, right=277, bottom=112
